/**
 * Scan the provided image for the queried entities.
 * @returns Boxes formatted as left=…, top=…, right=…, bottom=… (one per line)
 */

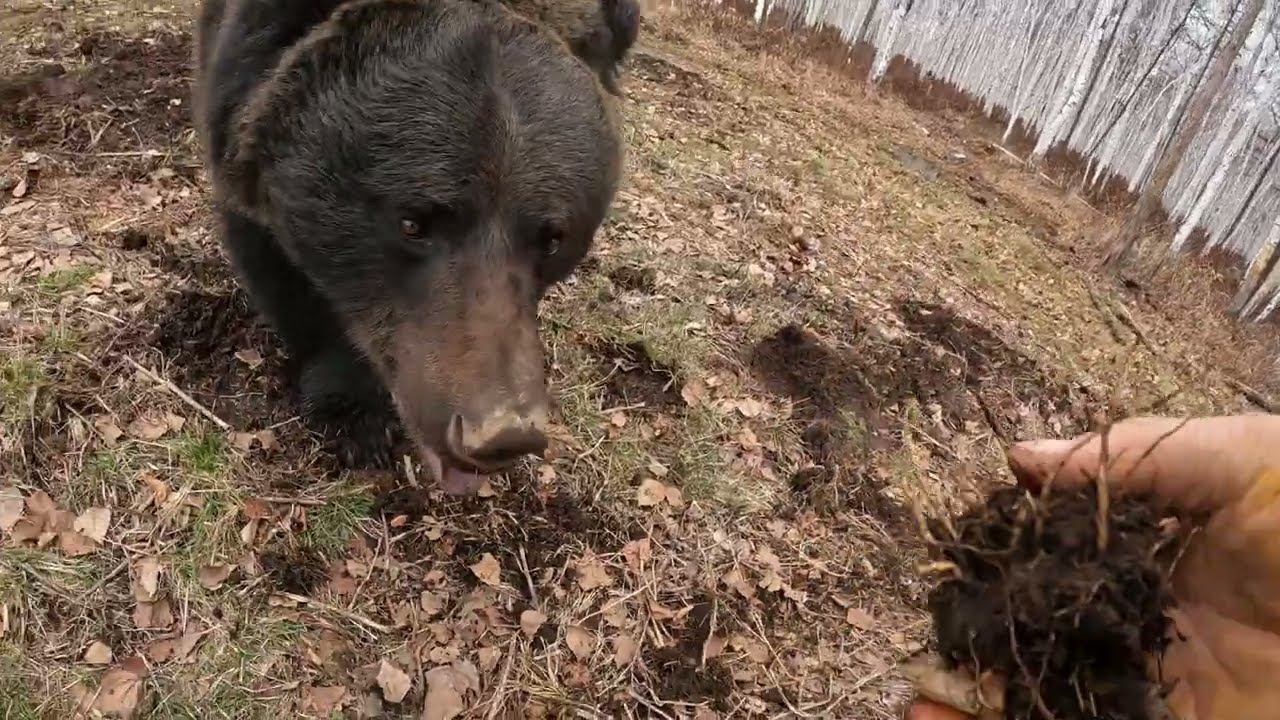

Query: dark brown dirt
left=898, top=300, right=1088, bottom=439
left=146, top=289, right=291, bottom=430
left=595, top=340, right=681, bottom=411
left=927, top=485, right=1177, bottom=720
left=606, top=264, right=658, bottom=293
left=641, top=599, right=734, bottom=709
left=0, top=31, right=193, bottom=174
left=261, top=548, right=328, bottom=596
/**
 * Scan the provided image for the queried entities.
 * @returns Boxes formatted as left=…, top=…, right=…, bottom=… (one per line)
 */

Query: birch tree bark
left=1032, top=0, right=1117, bottom=161
left=1104, top=0, right=1266, bottom=270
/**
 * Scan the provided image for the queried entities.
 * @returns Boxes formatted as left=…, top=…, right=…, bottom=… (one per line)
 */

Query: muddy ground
left=0, top=0, right=1275, bottom=718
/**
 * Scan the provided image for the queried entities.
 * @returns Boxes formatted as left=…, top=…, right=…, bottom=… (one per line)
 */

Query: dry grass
left=0, top=0, right=1276, bottom=718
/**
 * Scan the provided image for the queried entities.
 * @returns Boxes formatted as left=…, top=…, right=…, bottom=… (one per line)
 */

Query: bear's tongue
left=439, top=465, right=488, bottom=496
left=417, top=445, right=488, bottom=496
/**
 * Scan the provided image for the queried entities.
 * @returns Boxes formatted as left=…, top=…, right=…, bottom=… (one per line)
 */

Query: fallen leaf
left=721, top=567, right=755, bottom=599
left=26, top=490, right=56, bottom=519
left=574, top=556, right=613, bottom=591
left=519, top=609, right=547, bottom=637
left=127, top=413, right=171, bottom=441
left=302, top=685, right=349, bottom=716
left=94, top=417, right=124, bottom=445
left=0, top=488, right=24, bottom=532
left=73, top=507, right=111, bottom=542
left=846, top=607, right=876, bottom=631
left=738, top=426, right=761, bottom=451
left=681, top=379, right=706, bottom=406
left=420, top=591, right=445, bottom=618
left=735, top=398, right=765, bottom=418
left=138, top=472, right=169, bottom=506
left=234, top=348, right=264, bottom=369
left=229, top=432, right=256, bottom=452
left=93, top=656, right=148, bottom=718
left=11, top=177, right=28, bottom=199
left=636, top=478, right=666, bottom=507
left=240, top=518, right=260, bottom=546
left=10, top=518, right=41, bottom=544
left=612, top=635, right=637, bottom=666
left=164, top=412, right=186, bottom=433
left=422, top=666, right=466, bottom=720
left=377, top=659, right=412, bottom=704
left=149, top=622, right=207, bottom=664
left=133, top=557, right=162, bottom=601
left=609, top=411, right=628, bottom=428
left=134, top=597, right=174, bottom=629
left=255, top=429, right=279, bottom=451
left=145, top=636, right=180, bottom=663
left=83, top=640, right=113, bottom=666
left=198, top=563, right=233, bottom=590
left=621, top=538, right=652, bottom=573
left=59, top=530, right=98, bottom=556
left=900, top=654, right=988, bottom=715
left=242, top=497, right=272, bottom=520
left=477, top=646, right=501, bottom=673
left=468, top=553, right=501, bottom=586
left=703, top=634, right=727, bottom=660
left=663, top=484, right=685, bottom=508
left=565, top=625, right=596, bottom=659
left=476, top=479, right=496, bottom=498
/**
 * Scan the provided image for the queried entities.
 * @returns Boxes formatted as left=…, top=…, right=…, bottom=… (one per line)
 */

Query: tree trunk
left=1232, top=219, right=1280, bottom=315
left=1102, top=0, right=1265, bottom=270
left=870, top=0, right=912, bottom=83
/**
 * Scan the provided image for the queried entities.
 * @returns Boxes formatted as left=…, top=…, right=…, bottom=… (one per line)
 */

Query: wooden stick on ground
left=124, top=355, right=232, bottom=431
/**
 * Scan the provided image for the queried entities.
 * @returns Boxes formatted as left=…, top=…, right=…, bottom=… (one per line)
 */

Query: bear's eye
left=400, top=218, right=423, bottom=240
left=541, top=225, right=563, bottom=256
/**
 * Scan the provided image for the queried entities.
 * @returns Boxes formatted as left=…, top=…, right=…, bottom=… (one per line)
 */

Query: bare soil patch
left=0, top=30, right=193, bottom=174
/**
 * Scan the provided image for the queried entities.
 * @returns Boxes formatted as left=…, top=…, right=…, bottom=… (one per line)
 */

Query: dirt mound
left=898, top=300, right=1086, bottom=439
left=926, top=485, right=1177, bottom=720
left=0, top=31, right=192, bottom=167
left=146, top=289, right=291, bottom=430
left=594, top=340, right=681, bottom=411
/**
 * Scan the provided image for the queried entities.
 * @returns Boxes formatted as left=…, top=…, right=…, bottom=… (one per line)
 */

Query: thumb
left=1006, top=415, right=1280, bottom=513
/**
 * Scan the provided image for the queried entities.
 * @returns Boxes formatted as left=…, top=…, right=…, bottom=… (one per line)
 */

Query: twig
left=123, top=355, right=231, bottom=431
left=516, top=545, right=540, bottom=609
left=255, top=495, right=327, bottom=506
left=280, top=592, right=391, bottom=633
left=484, top=634, right=520, bottom=720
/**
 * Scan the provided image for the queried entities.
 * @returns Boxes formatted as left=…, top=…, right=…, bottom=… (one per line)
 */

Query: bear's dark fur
left=194, top=0, right=631, bottom=484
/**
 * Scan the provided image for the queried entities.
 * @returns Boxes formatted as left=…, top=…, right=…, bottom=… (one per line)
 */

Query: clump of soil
left=926, top=485, right=1178, bottom=720
left=595, top=340, right=681, bottom=410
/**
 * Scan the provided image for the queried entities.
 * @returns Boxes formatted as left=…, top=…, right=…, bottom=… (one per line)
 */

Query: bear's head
left=222, top=0, right=623, bottom=494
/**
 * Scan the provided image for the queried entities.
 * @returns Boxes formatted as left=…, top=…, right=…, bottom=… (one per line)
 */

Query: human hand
left=907, top=415, right=1280, bottom=720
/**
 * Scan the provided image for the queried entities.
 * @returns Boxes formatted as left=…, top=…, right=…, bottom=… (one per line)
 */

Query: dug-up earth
left=0, top=0, right=1275, bottom=718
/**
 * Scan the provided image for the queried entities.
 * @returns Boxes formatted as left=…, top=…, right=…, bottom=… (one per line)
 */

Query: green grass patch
left=35, top=266, right=94, bottom=296
left=0, top=357, right=43, bottom=426
left=0, top=643, right=39, bottom=720
left=173, top=431, right=231, bottom=478
left=303, top=490, right=374, bottom=555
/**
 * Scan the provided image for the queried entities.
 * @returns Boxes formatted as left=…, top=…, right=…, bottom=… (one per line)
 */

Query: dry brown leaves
left=519, top=609, right=547, bottom=637
left=468, top=553, right=501, bottom=586
left=3, top=489, right=107, bottom=556
left=74, top=655, right=148, bottom=718
left=573, top=555, right=614, bottom=591
left=302, top=685, right=348, bottom=716
left=422, top=661, right=478, bottom=720
left=376, top=659, right=412, bottom=704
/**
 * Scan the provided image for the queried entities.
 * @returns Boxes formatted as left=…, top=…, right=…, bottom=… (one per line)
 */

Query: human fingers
left=1005, top=415, right=1280, bottom=513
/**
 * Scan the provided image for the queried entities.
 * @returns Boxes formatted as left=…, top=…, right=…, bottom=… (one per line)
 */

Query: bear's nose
left=447, top=408, right=548, bottom=469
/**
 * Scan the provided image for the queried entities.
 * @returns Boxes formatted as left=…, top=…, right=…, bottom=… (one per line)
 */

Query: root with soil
left=924, top=485, right=1180, bottom=720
